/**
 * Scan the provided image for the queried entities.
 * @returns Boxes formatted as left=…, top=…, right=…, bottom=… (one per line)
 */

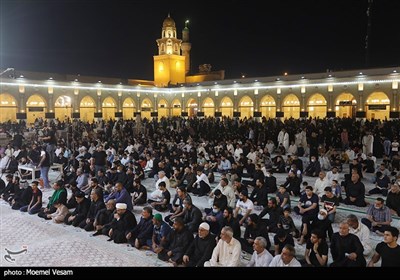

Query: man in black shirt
left=368, top=226, right=400, bottom=267
left=91, top=145, right=107, bottom=174
left=330, top=222, right=366, bottom=267
left=183, top=223, right=216, bottom=267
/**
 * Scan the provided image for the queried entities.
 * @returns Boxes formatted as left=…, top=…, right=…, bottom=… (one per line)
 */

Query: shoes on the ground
left=91, top=231, right=101, bottom=237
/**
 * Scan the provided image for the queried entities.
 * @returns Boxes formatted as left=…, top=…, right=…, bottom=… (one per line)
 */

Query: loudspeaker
left=151, top=112, right=158, bottom=117
left=253, top=111, right=262, bottom=117
left=72, top=113, right=80, bottom=119
left=181, top=112, right=188, bottom=117
left=196, top=112, right=205, bottom=117
left=214, top=112, right=222, bottom=117
left=134, top=112, right=141, bottom=117
left=326, top=111, right=336, bottom=118
left=355, top=111, right=366, bottom=118
left=233, top=112, right=241, bottom=118
left=16, top=113, right=27, bottom=119
left=390, top=112, right=400, bottom=119
left=300, top=111, right=309, bottom=118
left=276, top=111, right=284, bottom=118
left=45, top=113, right=55, bottom=119
left=94, top=112, right=103, bottom=118
left=115, top=112, right=123, bottom=118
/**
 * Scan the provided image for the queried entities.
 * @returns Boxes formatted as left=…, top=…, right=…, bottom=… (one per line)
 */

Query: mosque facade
left=0, top=15, right=399, bottom=124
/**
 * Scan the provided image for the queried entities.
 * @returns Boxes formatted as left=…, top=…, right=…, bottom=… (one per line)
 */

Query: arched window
left=307, top=93, right=327, bottom=118
left=202, top=97, right=215, bottom=117
left=282, top=94, right=300, bottom=119
left=239, top=96, right=254, bottom=119
left=260, top=95, right=276, bottom=119
left=0, top=93, right=17, bottom=122
left=220, top=96, right=233, bottom=118
left=122, top=97, right=136, bottom=120
left=80, top=96, right=96, bottom=123
left=365, top=91, right=390, bottom=120
left=54, top=95, right=72, bottom=121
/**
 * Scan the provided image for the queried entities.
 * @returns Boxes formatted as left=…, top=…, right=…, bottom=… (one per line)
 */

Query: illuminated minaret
left=154, top=14, right=185, bottom=87
left=181, top=20, right=192, bottom=75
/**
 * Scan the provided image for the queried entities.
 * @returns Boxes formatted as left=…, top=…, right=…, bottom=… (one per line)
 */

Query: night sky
left=1, top=0, right=400, bottom=81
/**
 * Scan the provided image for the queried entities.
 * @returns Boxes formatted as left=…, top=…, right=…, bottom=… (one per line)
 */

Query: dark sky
left=1, top=0, right=400, bottom=80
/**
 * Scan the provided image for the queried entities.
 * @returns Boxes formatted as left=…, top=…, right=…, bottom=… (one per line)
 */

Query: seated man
left=304, top=156, right=321, bottom=177
left=247, top=236, right=273, bottom=267
left=269, top=244, right=301, bottom=267
left=157, top=217, right=194, bottom=266
left=80, top=188, right=105, bottom=231
left=149, top=181, right=170, bottom=212
left=361, top=197, right=392, bottom=235
left=294, top=186, right=319, bottom=244
left=234, top=189, right=254, bottom=226
left=183, top=223, right=216, bottom=267
left=182, top=198, right=202, bottom=233
left=204, top=226, right=241, bottom=267
left=38, top=181, right=67, bottom=219
left=106, top=203, right=137, bottom=244
left=368, top=226, right=400, bottom=267
left=330, top=222, right=366, bottom=267
left=347, top=214, right=372, bottom=256
left=151, top=214, right=172, bottom=253
left=368, top=171, right=390, bottom=196
left=240, top=213, right=270, bottom=254
left=131, top=178, right=147, bottom=206
left=304, top=229, right=329, bottom=267
left=274, top=228, right=295, bottom=256
left=92, top=199, right=116, bottom=236
left=64, top=191, right=91, bottom=227
left=343, top=173, right=366, bottom=207
left=386, top=183, right=400, bottom=216
left=126, top=207, right=154, bottom=249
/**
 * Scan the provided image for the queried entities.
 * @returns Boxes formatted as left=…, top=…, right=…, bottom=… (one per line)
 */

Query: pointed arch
left=187, top=98, right=198, bottom=117
left=260, top=95, right=276, bottom=119
left=365, top=91, right=390, bottom=120
left=80, top=96, right=96, bottom=123
left=282, top=94, right=300, bottom=119
left=26, top=94, right=47, bottom=124
left=171, top=98, right=182, bottom=116
left=158, top=98, right=169, bottom=118
left=239, top=95, right=254, bottom=119
left=0, top=93, right=17, bottom=122
left=122, top=97, right=136, bottom=120
left=307, top=93, right=327, bottom=118
left=54, top=95, right=72, bottom=121
left=202, top=97, right=215, bottom=117
left=220, top=96, right=233, bottom=118
left=141, top=98, right=153, bottom=120
left=335, top=92, right=357, bottom=118
left=102, top=96, right=116, bottom=120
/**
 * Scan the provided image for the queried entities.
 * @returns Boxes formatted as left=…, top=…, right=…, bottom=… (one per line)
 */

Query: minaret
left=181, top=20, right=192, bottom=75
left=154, top=14, right=185, bottom=87
left=156, top=13, right=182, bottom=56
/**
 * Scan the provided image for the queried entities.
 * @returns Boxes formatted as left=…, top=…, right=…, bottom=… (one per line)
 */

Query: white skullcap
left=199, top=222, right=210, bottom=231
left=116, top=203, right=127, bottom=210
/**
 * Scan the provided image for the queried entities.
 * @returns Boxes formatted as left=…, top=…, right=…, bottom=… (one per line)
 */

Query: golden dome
left=163, top=14, right=176, bottom=28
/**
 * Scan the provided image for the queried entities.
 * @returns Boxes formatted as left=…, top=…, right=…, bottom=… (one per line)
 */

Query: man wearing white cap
left=183, top=222, right=216, bottom=267
left=107, top=202, right=137, bottom=243
left=304, top=209, right=333, bottom=244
